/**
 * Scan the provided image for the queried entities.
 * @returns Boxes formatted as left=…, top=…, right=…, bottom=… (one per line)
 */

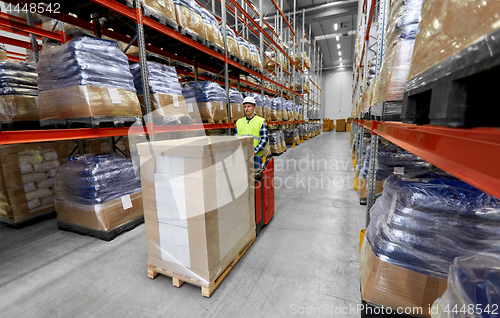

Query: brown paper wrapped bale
left=0, top=142, right=70, bottom=223
left=298, top=113, right=303, bottom=121
left=360, top=241, right=447, bottom=318
left=143, top=0, right=176, bottom=23
left=270, top=109, right=282, bottom=122
left=288, top=111, right=293, bottom=121
left=197, top=102, right=228, bottom=123
left=239, top=45, right=252, bottom=64
left=39, top=85, right=142, bottom=122
left=204, top=23, right=224, bottom=48
left=175, top=5, right=204, bottom=38
left=281, top=110, right=288, bottom=121
left=408, top=0, right=500, bottom=80
left=372, top=41, right=414, bottom=105
left=230, top=103, right=244, bottom=122
left=139, top=93, right=190, bottom=120
left=264, top=108, right=272, bottom=122
left=255, top=107, right=263, bottom=117
left=251, top=52, right=262, bottom=69
left=0, top=95, right=39, bottom=124
left=0, top=50, right=7, bottom=61
left=138, top=136, right=255, bottom=293
left=55, top=191, right=143, bottom=232
left=227, top=37, right=241, bottom=59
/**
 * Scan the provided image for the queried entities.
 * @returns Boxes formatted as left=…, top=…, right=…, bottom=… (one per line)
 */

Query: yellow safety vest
left=236, top=115, right=266, bottom=156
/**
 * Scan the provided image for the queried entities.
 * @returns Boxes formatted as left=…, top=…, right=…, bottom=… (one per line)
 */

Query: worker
left=236, top=96, right=268, bottom=169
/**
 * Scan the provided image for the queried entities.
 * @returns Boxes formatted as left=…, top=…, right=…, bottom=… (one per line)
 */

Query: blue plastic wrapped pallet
left=54, top=153, right=143, bottom=233
left=182, top=81, right=228, bottom=123
left=37, top=37, right=142, bottom=126
left=130, top=62, right=190, bottom=124
left=270, top=98, right=282, bottom=121
left=0, top=61, right=39, bottom=125
left=432, top=253, right=500, bottom=318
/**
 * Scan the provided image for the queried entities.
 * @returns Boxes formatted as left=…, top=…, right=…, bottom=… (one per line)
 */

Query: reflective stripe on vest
left=236, top=116, right=266, bottom=156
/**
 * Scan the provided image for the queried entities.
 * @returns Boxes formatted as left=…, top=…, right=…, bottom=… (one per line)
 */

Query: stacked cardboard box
left=138, top=136, right=256, bottom=287
left=336, top=119, right=346, bottom=132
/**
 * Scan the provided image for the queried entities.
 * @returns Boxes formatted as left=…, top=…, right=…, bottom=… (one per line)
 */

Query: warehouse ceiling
left=198, top=0, right=358, bottom=70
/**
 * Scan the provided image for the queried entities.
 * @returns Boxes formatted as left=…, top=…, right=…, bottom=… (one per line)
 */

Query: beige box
left=230, top=103, right=244, bottom=122
left=195, top=102, right=228, bottom=123
left=39, top=85, right=142, bottom=121
left=0, top=95, right=39, bottom=124
left=55, top=191, right=143, bottom=232
left=139, top=93, right=190, bottom=119
left=226, top=36, right=241, bottom=59
left=204, top=23, right=224, bottom=48
left=358, top=178, right=384, bottom=199
left=175, top=5, right=205, bottom=38
left=336, top=119, right=346, bottom=132
left=143, top=0, right=176, bottom=23
left=138, top=136, right=256, bottom=286
left=361, top=241, right=447, bottom=318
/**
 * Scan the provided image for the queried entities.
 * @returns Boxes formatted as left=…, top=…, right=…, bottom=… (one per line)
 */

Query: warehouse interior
left=1, top=0, right=499, bottom=317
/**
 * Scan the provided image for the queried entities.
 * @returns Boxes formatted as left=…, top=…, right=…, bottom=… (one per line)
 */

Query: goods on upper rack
left=0, top=61, right=39, bottom=128
left=293, top=52, right=310, bottom=71
left=270, top=98, right=283, bottom=122
left=138, top=136, right=255, bottom=296
left=199, top=6, right=223, bottom=48
left=0, top=44, right=7, bottom=61
left=237, top=37, right=252, bottom=65
left=142, top=0, right=176, bottom=24
left=431, top=253, right=500, bottom=318
left=221, top=25, right=242, bottom=60
left=263, top=95, right=272, bottom=122
left=228, top=88, right=244, bottom=122
left=371, top=0, right=423, bottom=105
left=248, top=44, right=262, bottom=69
left=0, top=142, right=69, bottom=223
left=54, top=153, right=143, bottom=236
left=174, top=0, right=205, bottom=38
left=182, top=81, right=228, bottom=123
left=37, top=37, right=142, bottom=127
left=130, top=62, right=190, bottom=124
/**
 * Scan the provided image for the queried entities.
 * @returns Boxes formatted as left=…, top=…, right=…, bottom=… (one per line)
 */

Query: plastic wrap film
left=0, top=95, right=39, bottom=124
left=137, top=136, right=256, bottom=287
left=372, top=40, right=415, bottom=105
left=407, top=0, right=500, bottom=82
left=293, top=52, right=310, bottom=70
left=37, top=38, right=135, bottom=91
left=269, top=130, right=282, bottom=153
left=237, top=37, right=252, bottom=64
left=229, top=88, right=243, bottom=104
left=270, top=98, right=282, bottom=121
left=0, top=44, right=7, bottom=61
left=199, top=7, right=223, bottom=47
left=248, top=44, right=262, bottom=69
left=366, top=172, right=500, bottom=279
left=138, top=93, right=190, bottom=123
left=182, top=81, right=227, bottom=103
left=55, top=153, right=141, bottom=206
left=431, top=253, right=500, bottom=318
left=142, top=0, right=176, bottom=23
left=0, top=142, right=70, bottom=222
left=195, top=102, right=228, bottom=123
left=284, top=128, right=299, bottom=144
left=174, top=4, right=204, bottom=38
left=0, top=61, right=38, bottom=96
left=130, top=62, right=182, bottom=96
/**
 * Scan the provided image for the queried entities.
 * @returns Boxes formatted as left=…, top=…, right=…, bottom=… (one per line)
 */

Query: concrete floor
left=0, top=131, right=366, bottom=318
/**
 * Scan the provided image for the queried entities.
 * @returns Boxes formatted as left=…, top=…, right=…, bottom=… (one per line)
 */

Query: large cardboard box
left=358, top=178, right=384, bottom=199
left=336, top=119, right=346, bottom=132
left=175, top=5, right=204, bottom=38
left=55, top=191, right=143, bottom=232
left=138, top=93, right=190, bottom=120
left=361, top=241, right=447, bottom=318
left=0, top=95, right=39, bottom=124
left=346, top=122, right=351, bottom=132
left=138, top=136, right=256, bottom=286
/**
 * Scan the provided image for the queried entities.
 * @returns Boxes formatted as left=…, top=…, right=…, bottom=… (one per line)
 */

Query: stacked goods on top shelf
left=0, top=44, right=7, bottom=61
left=268, top=130, right=282, bottom=154
left=237, top=37, right=252, bottom=65
left=37, top=38, right=142, bottom=127
left=199, top=6, right=223, bottom=48
left=138, top=136, right=256, bottom=294
left=130, top=62, right=190, bottom=125
left=362, top=172, right=500, bottom=316
left=0, top=142, right=69, bottom=223
left=55, top=153, right=143, bottom=238
left=372, top=0, right=423, bottom=106
left=0, top=61, right=39, bottom=129
left=264, top=52, right=278, bottom=72
left=293, top=53, right=310, bottom=71
left=270, top=98, right=283, bottom=122
left=174, top=0, right=204, bottom=38
left=221, top=26, right=241, bottom=60
left=142, top=0, right=176, bottom=24
left=182, top=81, right=228, bottom=123
left=403, top=0, right=500, bottom=127
left=432, top=254, right=500, bottom=317
left=263, top=95, right=272, bottom=122
left=243, top=93, right=263, bottom=117
left=229, top=88, right=244, bottom=122
left=248, top=44, right=262, bottom=69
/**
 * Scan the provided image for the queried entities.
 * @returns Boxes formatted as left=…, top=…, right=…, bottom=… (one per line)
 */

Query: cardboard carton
left=336, top=119, right=346, bottom=132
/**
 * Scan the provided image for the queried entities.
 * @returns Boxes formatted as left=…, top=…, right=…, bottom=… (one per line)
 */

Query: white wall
left=321, top=69, right=353, bottom=119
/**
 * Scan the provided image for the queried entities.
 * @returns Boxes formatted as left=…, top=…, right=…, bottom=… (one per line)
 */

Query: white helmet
left=242, top=96, right=256, bottom=105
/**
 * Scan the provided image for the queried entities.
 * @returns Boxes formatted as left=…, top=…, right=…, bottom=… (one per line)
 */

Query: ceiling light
left=338, top=51, right=341, bottom=56
left=334, top=23, right=338, bottom=31
left=340, top=63, right=343, bottom=66
left=337, top=44, right=340, bottom=49
left=336, top=35, right=339, bottom=41
left=339, top=57, right=342, bottom=61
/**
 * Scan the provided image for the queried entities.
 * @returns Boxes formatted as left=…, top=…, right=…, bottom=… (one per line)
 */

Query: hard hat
left=242, top=96, right=256, bottom=105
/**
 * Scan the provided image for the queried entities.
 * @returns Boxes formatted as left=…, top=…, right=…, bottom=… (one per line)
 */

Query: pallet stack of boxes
left=270, top=98, right=283, bottom=122
left=0, top=142, right=69, bottom=224
left=37, top=37, right=142, bottom=128
left=141, top=0, right=176, bottom=25
left=269, top=130, right=282, bottom=154
left=130, top=61, right=191, bottom=125
left=199, top=6, right=224, bottom=48
left=174, top=0, right=205, bottom=38
left=138, top=136, right=255, bottom=296
left=0, top=61, right=39, bottom=129
left=263, top=95, right=272, bottom=122
left=228, top=88, right=244, bottom=123
left=221, top=26, right=241, bottom=60
left=248, top=44, right=262, bottom=69
left=237, top=37, right=252, bottom=66
left=54, top=153, right=143, bottom=240
left=182, top=81, right=228, bottom=124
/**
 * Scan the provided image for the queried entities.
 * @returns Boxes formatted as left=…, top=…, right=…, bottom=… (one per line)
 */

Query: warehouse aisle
left=0, top=132, right=365, bottom=318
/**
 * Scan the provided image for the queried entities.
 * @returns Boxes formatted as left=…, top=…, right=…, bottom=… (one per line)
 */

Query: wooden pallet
left=148, top=236, right=256, bottom=297
left=401, top=28, right=500, bottom=128
left=178, top=27, right=205, bottom=46
left=57, top=216, right=144, bottom=241
left=142, top=5, right=179, bottom=31
left=1, top=120, right=41, bottom=131
left=205, top=41, right=224, bottom=54
left=40, top=116, right=142, bottom=129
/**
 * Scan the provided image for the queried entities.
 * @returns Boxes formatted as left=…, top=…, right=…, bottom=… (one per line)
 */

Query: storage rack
left=0, top=0, right=321, bottom=145
left=351, top=0, right=500, bottom=236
